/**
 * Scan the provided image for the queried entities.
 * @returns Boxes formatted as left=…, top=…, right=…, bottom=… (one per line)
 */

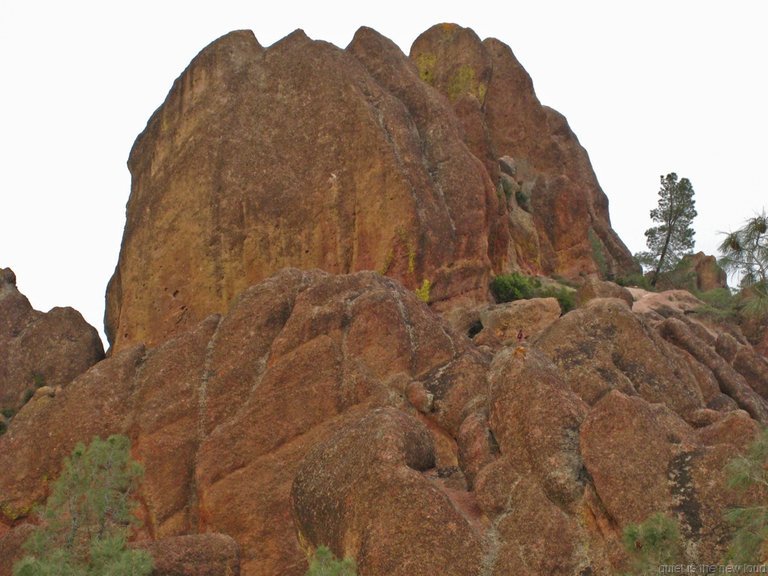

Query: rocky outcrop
left=409, top=24, right=637, bottom=279
left=7, top=25, right=768, bottom=576
left=105, top=24, right=636, bottom=351
left=5, top=270, right=768, bottom=575
left=0, top=267, right=104, bottom=421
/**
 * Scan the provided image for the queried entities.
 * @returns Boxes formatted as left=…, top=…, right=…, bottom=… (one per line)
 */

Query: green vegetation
left=621, top=512, right=684, bottom=575
left=13, top=435, right=153, bottom=576
left=490, top=273, right=576, bottom=313
left=490, top=273, right=538, bottom=302
left=588, top=227, right=610, bottom=279
left=615, top=271, right=653, bottom=290
left=415, top=279, right=432, bottom=303
left=635, top=173, right=697, bottom=286
left=723, top=427, right=768, bottom=564
left=719, top=210, right=768, bottom=320
left=692, top=287, right=740, bottom=324
left=305, top=546, right=357, bottom=576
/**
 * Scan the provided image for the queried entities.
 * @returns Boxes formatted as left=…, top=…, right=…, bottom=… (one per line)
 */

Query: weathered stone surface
left=671, top=251, right=728, bottom=292
left=3, top=270, right=481, bottom=575
left=106, top=27, right=500, bottom=351
left=488, top=348, right=588, bottom=507
left=135, top=533, right=240, bottom=576
left=106, top=24, right=638, bottom=351
left=412, top=26, right=637, bottom=278
left=291, top=408, right=482, bottom=576
left=660, top=317, right=768, bottom=423
left=576, top=277, right=634, bottom=308
left=0, top=267, right=104, bottom=416
left=535, top=298, right=704, bottom=418
left=476, top=297, right=561, bottom=346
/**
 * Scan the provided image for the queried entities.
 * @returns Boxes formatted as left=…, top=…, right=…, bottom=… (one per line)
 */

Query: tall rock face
left=0, top=268, right=104, bottom=421
left=106, top=24, right=636, bottom=351
left=410, top=24, right=635, bottom=277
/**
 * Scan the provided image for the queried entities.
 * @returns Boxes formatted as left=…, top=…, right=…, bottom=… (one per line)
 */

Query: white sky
left=1, top=1, right=766, bottom=346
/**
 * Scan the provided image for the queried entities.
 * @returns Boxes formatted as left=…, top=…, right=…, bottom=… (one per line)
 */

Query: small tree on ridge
left=636, top=173, right=697, bottom=286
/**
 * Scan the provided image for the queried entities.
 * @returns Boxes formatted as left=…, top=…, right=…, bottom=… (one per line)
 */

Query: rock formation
left=3, top=24, right=766, bottom=576
left=105, top=24, right=636, bottom=352
left=0, top=267, right=104, bottom=425
left=3, top=267, right=768, bottom=575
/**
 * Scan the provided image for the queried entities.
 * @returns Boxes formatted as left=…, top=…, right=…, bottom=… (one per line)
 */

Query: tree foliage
left=635, top=173, right=697, bottom=286
left=305, top=546, right=357, bottom=576
left=719, top=210, right=768, bottom=319
left=13, top=435, right=153, bottom=576
left=621, top=512, right=684, bottom=575
left=724, top=427, right=768, bottom=564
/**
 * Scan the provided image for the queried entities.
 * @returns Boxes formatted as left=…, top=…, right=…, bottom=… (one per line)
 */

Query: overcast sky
left=1, top=1, right=765, bottom=345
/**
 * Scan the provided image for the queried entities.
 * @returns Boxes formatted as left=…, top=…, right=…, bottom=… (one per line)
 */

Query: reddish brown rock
left=3, top=270, right=482, bottom=575
left=0, top=267, right=104, bottom=416
left=476, top=297, right=561, bottom=346
left=576, top=277, right=634, bottom=308
left=659, top=317, right=768, bottom=423
left=535, top=298, right=704, bottom=418
left=106, top=28, right=499, bottom=351
left=106, top=24, right=638, bottom=352
left=291, top=408, right=483, bottom=576
left=488, top=348, right=588, bottom=507
left=135, top=533, right=240, bottom=576
left=410, top=25, right=637, bottom=278
left=673, top=252, right=728, bottom=292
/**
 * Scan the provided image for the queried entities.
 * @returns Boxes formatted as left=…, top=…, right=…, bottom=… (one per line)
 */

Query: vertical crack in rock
left=190, top=314, right=224, bottom=529
left=668, top=449, right=702, bottom=551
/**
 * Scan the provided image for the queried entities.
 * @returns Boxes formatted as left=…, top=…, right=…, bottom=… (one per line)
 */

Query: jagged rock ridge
left=105, top=24, right=636, bottom=351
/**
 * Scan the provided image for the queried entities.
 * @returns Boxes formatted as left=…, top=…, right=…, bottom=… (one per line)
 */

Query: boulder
left=135, top=533, right=240, bottom=576
left=291, top=408, right=483, bottom=576
left=0, top=267, right=104, bottom=417
left=535, top=298, right=704, bottom=418
left=476, top=296, right=561, bottom=345
left=576, top=277, right=634, bottom=308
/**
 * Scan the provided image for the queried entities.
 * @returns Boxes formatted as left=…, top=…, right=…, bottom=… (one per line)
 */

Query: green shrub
left=723, top=427, right=768, bottom=564
left=538, top=285, right=576, bottom=313
left=621, top=512, right=684, bottom=575
left=490, top=273, right=540, bottom=303
left=306, top=546, right=357, bottom=576
left=490, top=273, right=576, bottom=313
left=13, top=435, right=153, bottom=576
left=616, top=273, right=653, bottom=291
left=693, top=288, right=740, bottom=324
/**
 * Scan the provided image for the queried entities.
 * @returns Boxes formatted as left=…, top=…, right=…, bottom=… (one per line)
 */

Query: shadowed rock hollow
left=105, top=24, right=636, bottom=352
left=3, top=24, right=766, bottom=576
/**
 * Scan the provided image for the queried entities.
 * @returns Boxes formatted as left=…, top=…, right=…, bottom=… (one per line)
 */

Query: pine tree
left=13, top=435, right=153, bottom=576
left=636, top=173, right=697, bottom=286
left=723, top=427, right=768, bottom=564
left=719, top=210, right=768, bottom=318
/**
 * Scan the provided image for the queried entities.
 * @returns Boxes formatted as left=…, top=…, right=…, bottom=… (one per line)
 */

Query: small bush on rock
left=306, top=546, right=357, bottom=576
left=621, top=512, right=683, bottom=575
